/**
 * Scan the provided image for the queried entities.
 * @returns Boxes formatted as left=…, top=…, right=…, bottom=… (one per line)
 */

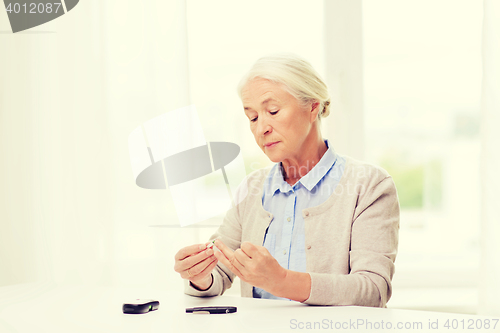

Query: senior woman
left=174, top=54, right=400, bottom=307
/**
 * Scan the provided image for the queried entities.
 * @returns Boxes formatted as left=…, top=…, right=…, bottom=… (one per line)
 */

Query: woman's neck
left=281, top=136, right=328, bottom=185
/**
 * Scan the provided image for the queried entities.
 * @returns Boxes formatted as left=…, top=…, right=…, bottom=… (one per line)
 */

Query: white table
left=0, top=282, right=499, bottom=333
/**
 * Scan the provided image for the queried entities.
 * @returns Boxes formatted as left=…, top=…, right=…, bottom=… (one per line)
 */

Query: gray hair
left=237, top=53, right=331, bottom=120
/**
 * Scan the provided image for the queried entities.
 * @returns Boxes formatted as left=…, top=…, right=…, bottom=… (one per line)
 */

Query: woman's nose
left=256, top=118, right=272, bottom=136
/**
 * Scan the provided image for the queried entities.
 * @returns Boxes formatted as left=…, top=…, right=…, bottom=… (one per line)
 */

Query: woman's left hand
left=213, top=239, right=287, bottom=294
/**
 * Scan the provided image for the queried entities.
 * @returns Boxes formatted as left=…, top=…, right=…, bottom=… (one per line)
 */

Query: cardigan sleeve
left=304, top=176, right=400, bottom=307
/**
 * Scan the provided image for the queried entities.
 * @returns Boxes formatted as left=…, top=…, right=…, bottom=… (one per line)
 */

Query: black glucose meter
left=122, top=299, right=160, bottom=314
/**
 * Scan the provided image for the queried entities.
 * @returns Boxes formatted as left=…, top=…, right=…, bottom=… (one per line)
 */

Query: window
left=363, top=0, right=482, bottom=288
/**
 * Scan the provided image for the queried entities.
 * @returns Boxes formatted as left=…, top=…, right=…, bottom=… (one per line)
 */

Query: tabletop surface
left=1, top=282, right=499, bottom=333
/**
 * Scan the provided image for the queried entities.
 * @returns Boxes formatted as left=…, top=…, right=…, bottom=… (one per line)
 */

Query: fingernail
left=199, top=244, right=206, bottom=250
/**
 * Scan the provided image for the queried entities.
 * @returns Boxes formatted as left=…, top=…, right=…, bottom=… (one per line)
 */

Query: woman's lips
left=264, top=141, right=279, bottom=148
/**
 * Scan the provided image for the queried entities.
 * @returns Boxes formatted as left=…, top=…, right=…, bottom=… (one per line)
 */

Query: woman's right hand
left=174, top=243, right=218, bottom=291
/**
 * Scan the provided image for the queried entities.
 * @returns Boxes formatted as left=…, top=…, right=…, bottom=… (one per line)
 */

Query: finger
left=175, top=248, right=214, bottom=273
left=196, top=256, right=218, bottom=277
left=212, top=240, right=244, bottom=276
left=175, top=243, right=207, bottom=261
left=214, top=248, right=243, bottom=278
left=240, top=241, right=257, bottom=258
left=230, top=250, right=248, bottom=276
left=185, top=247, right=214, bottom=268
left=184, top=255, right=217, bottom=279
left=213, top=239, right=234, bottom=258
left=233, top=248, right=249, bottom=267
left=212, top=243, right=232, bottom=264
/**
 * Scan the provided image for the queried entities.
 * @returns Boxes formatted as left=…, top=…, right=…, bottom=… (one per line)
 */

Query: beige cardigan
left=184, top=155, right=400, bottom=307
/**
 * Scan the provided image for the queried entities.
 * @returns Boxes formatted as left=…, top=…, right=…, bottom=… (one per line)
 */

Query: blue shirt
left=253, top=139, right=346, bottom=300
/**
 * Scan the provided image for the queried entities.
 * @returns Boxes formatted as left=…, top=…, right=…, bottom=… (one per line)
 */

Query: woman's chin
left=265, top=153, right=282, bottom=163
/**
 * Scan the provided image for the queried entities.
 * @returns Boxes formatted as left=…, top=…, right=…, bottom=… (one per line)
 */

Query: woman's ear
left=310, top=101, right=321, bottom=122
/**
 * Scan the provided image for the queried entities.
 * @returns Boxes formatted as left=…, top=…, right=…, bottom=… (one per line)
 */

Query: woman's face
left=241, top=78, right=319, bottom=163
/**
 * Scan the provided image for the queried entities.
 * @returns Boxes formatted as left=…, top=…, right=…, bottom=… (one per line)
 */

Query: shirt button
left=283, top=250, right=287, bottom=255
left=287, top=217, right=291, bottom=222
left=307, top=245, right=312, bottom=250
left=304, top=211, right=309, bottom=217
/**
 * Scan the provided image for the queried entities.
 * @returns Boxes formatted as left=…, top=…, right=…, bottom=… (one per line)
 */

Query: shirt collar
left=268, top=139, right=337, bottom=194
left=268, top=162, right=288, bottom=194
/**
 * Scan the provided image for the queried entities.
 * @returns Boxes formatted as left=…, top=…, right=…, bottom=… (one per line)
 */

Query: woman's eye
left=250, top=117, right=257, bottom=122
left=270, top=110, right=279, bottom=115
